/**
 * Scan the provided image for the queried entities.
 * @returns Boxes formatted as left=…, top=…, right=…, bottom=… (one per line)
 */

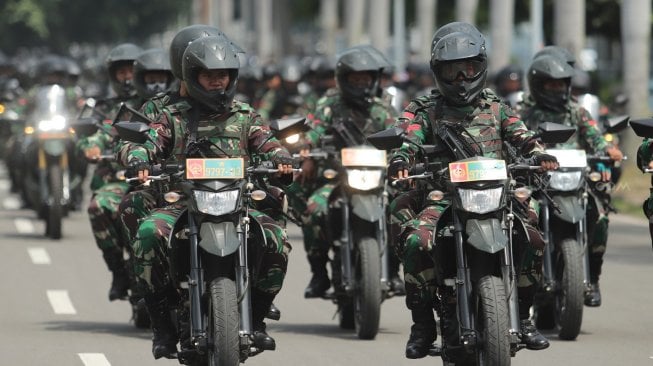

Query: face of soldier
left=346, top=71, right=374, bottom=89
left=543, top=79, right=569, bottom=94
left=115, top=64, right=134, bottom=82
left=198, top=69, right=230, bottom=91
left=144, top=71, right=170, bottom=93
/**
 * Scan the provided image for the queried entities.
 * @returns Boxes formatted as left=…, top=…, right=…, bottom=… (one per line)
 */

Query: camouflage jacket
left=123, top=99, right=291, bottom=169
left=519, top=95, right=608, bottom=154
left=391, top=88, right=544, bottom=167
left=77, top=95, right=143, bottom=189
left=257, top=87, right=302, bottom=121
left=305, top=88, right=397, bottom=149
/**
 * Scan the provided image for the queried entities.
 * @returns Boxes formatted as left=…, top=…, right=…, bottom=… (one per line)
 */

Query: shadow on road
left=270, top=322, right=400, bottom=340
left=42, top=320, right=151, bottom=340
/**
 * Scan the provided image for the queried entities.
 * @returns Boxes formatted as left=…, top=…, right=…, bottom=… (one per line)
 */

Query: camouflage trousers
left=302, top=183, right=336, bottom=260
left=118, top=188, right=158, bottom=245
left=390, top=189, right=543, bottom=310
left=87, top=181, right=131, bottom=253
left=132, top=204, right=291, bottom=296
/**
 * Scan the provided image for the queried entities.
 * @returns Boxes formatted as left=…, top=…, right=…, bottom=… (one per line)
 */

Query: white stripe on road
left=3, top=196, right=21, bottom=210
left=78, top=353, right=111, bottom=366
left=27, top=247, right=51, bottom=265
left=47, top=290, right=77, bottom=315
left=14, top=218, right=35, bottom=234
left=0, top=180, right=10, bottom=191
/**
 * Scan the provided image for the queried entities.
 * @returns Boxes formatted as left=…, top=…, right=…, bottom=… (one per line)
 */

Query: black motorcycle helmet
left=182, top=35, right=241, bottom=114
left=105, top=43, right=142, bottom=97
left=430, top=31, right=488, bottom=106
left=431, top=21, right=484, bottom=56
left=133, top=48, right=174, bottom=99
left=534, top=45, right=576, bottom=68
left=169, top=25, right=243, bottom=81
left=335, top=46, right=384, bottom=109
left=493, top=64, right=523, bottom=98
left=38, top=54, right=70, bottom=85
left=527, top=54, right=575, bottom=112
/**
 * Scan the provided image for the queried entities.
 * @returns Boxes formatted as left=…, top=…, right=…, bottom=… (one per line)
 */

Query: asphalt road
left=0, top=167, right=652, bottom=366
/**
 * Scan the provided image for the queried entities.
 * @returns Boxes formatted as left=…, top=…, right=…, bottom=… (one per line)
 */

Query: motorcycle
left=298, top=134, right=392, bottom=339
left=116, top=117, right=305, bottom=365
left=367, top=122, right=574, bottom=365
left=21, top=84, right=83, bottom=239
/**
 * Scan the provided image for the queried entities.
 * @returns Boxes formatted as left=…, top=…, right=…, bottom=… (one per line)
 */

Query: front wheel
left=46, top=164, right=63, bottom=239
left=469, top=275, right=511, bottom=366
left=555, top=239, right=584, bottom=340
left=208, top=277, right=239, bottom=366
left=354, top=237, right=382, bottom=340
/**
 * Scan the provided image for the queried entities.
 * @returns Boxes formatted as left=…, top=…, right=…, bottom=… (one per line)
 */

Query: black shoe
left=405, top=322, right=437, bottom=359
left=144, top=294, right=178, bottom=359
left=520, top=319, right=549, bottom=350
left=253, top=322, right=276, bottom=351
left=389, top=276, right=406, bottom=296
left=109, top=271, right=130, bottom=301
left=266, top=302, right=281, bottom=321
left=304, top=272, right=330, bottom=298
left=584, top=282, right=602, bottom=307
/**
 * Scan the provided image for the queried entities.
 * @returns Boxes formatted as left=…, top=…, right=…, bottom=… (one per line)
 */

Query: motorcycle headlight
left=457, top=187, right=503, bottom=214
left=193, top=189, right=240, bottom=216
left=346, top=169, right=383, bottom=191
left=548, top=171, right=583, bottom=191
left=37, top=115, right=66, bottom=131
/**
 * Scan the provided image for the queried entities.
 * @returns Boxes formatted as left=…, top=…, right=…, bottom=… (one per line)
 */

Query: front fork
left=541, top=196, right=554, bottom=289
left=188, top=214, right=206, bottom=346
left=453, top=213, right=474, bottom=342
left=580, top=192, right=590, bottom=289
left=339, top=193, right=354, bottom=292
left=502, top=211, right=520, bottom=338
left=380, top=191, right=390, bottom=292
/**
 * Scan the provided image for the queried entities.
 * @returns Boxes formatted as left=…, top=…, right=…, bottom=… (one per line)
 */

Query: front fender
left=465, top=218, right=508, bottom=254
left=351, top=193, right=383, bottom=222
left=43, top=139, right=67, bottom=156
left=199, top=221, right=240, bottom=256
left=552, top=195, right=585, bottom=223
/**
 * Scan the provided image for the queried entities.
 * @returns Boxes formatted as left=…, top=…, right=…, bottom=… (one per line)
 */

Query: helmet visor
left=436, top=59, right=485, bottom=82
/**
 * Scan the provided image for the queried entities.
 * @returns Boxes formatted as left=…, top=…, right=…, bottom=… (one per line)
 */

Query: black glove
left=126, top=159, right=149, bottom=178
left=533, top=153, right=558, bottom=165
left=388, top=158, right=409, bottom=178
left=272, top=155, right=298, bottom=169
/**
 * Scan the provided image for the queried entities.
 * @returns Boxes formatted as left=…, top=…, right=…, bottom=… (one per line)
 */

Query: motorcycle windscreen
left=465, top=218, right=509, bottom=254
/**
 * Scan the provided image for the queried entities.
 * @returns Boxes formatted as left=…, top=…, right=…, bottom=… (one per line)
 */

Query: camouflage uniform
left=302, top=89, right=396, bottom=262
left=389, top=89, right=545, bottom=315
left=637, top=139, right=653, bottom=245
left=520, top=95, right=610, bottom=283
left=256, top=86, right=301, bottom=121
left=124, top=99, right=292, bottom=297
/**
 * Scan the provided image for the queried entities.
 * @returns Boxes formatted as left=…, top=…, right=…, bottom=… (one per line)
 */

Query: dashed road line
left=78, top=353, right=111, bottom=366
left=46, top=290, right=77, bottom=315
left=27, top=247, right=51, bottom=265
left=3, top=196, right=21, bottom=210
left=14, top=218, right=35, bottom=234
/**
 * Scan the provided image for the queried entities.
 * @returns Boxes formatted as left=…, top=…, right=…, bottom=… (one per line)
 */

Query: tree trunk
left=553, top=0, right=584, bottom=61
left=489, top=0, right=514, bottom=74
left=346, top=0, right=366, bottom=46
left=369, top=0, right=391, bottom=55
left=256, top=0, right=274, bottom=61
left=456, top=0, right=478, bottom=25
left=417, top=0, right=437, bottom=62
left=320, top=0, right=338, bottom=56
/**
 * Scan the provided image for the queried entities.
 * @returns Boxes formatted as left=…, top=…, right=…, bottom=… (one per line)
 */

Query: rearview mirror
left=603, top=115, right=629, bottom=134
left=630, top=118, right=653, bottom=138
left=537, top=122, right=576, bottom=144
left=114, top=121, right=151, bottom=144
left=366, top=127, right=405, bottom=150
left=269, top=117, right=309, bottom=140
left=70, top=117, right=100, bottom=137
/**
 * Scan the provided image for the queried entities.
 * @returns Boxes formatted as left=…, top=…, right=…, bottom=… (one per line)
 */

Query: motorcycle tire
left=457, top=275, right=511, bottom=366
left=46, top=164, right=63, bottom=240
left=354, top=237, right=382, bottom=340
left=556, top=239, right=584, bottom=340
left=208, top=277, right=239, bottom=366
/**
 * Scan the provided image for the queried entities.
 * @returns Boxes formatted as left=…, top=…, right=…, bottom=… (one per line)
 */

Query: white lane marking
left=3, top=196, right=21, bottom=210
left=47, top=290, right=77, bottom=315
left=78, top=353, right=111, bottom=366
left=0, top=180, right=10, bottom=191
left=27, top=247, right=51, bottom=265
left=14, top=218, right=35, bottom=234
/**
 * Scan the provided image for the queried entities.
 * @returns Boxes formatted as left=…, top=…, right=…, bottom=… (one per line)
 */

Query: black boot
left=304, top=256, right=330, bottom=298
left=252, top=290, right=277, bottom=351
left=584, top=282, right=602, bottom=307
left=144, top=292, right=178, bottom=359
left=102, top=250, right=130, bottom=301
left=520, top=318, right=550, bottom=350
left=405, top=308, right=437, bottom=359
left=388, top=253, right=405, bottom=296
left=266, top=302, right=281, bottom=321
